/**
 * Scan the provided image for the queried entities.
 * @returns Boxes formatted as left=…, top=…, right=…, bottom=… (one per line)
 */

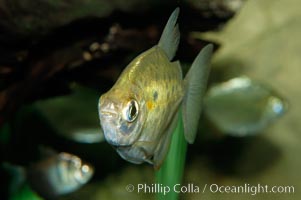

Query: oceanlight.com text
left=207, top=183, right=294, bottom=195
left=125, top=183, right=295, bottom=196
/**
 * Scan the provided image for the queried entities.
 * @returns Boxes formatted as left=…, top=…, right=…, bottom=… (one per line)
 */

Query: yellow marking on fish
left=146, top=101, right=154, bottom=110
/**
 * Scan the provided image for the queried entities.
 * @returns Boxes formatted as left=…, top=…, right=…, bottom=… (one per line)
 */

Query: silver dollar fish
left=98, top=8, right=213, bottom=168
left=204, top=76, right=287, bottom=136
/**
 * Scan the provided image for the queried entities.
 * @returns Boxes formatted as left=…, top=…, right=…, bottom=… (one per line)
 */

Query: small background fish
left=2, top=150, right=94, bottom=200
left=204, top=76, right=287, bottom=136
left=35, top=84, right=104, bottom=144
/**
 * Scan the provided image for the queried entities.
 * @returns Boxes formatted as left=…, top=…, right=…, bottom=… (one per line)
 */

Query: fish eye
left=81, top=164, right=90, bottom=173
left=123, top=99, right=139, bottom=122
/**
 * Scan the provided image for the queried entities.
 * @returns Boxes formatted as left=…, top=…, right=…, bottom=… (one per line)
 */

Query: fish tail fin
left=158, top=7, right=180, bottom=61
left=182, top=44, right=213, bottom=143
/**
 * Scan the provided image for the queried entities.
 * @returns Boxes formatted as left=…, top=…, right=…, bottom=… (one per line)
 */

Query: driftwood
left=0, top=1, right=243, bottom=123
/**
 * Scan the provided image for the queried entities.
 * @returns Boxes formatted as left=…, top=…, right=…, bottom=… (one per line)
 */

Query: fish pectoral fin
left=158, top=7, right=180, bottom=61
left=182, top=44, right=213, bottom=144
left=131, top=141, right=157, bottom=164
left=153, top=110, right=180, bottom=170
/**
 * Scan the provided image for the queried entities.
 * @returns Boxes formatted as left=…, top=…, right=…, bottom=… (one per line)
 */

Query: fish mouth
left=99, top=110, right=118, bottom=118
left=98, top=96, right=119, bottom=118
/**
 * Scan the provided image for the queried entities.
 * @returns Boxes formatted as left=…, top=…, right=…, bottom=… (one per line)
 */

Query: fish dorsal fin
left=158, top=7, right=180, bottom=61
left=182, top=44, right=213, bottom=144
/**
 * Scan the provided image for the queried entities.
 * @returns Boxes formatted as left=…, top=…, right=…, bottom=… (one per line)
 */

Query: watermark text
left=125, top=183, right=295, bottom=195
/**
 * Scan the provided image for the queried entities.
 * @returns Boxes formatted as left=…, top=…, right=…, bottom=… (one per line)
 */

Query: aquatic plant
left=156, top=111, right=187, bottom=200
